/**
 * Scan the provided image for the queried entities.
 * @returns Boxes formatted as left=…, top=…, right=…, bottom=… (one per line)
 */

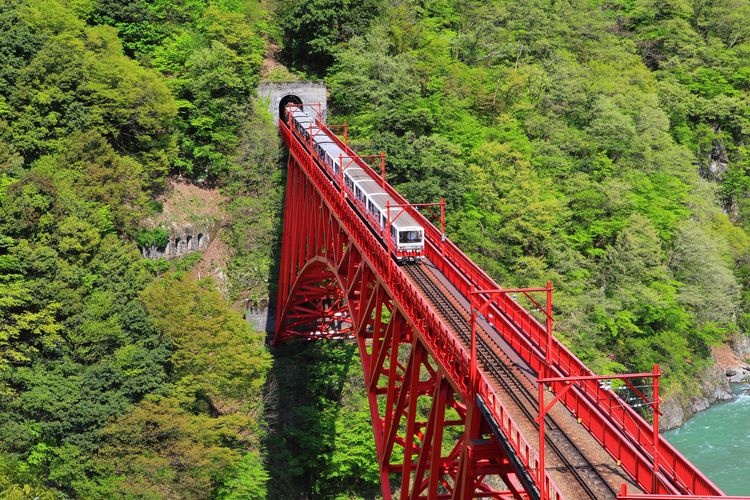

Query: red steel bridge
left=272, top=99, right=735, bottom=500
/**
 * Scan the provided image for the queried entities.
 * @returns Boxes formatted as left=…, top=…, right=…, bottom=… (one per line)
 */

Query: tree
left=278, top=0, right=383, bottom=72
left=670, top=220, right=741, bottom=327
left=139, top=274, right=271, bottom=403
left=585, top=96, right=637, bottom=164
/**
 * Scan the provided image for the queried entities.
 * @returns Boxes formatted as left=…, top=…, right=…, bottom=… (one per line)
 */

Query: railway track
left=402, top=263, right=617, bottom=499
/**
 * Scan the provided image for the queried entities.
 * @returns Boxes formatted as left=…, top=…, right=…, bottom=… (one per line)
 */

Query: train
left=285, top=104, right=425, bottom=262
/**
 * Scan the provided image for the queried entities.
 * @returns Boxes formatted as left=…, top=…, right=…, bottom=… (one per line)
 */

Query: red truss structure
left=276, top=126, right=522, bottom=497
left=274, top=106, right=728, bottom=499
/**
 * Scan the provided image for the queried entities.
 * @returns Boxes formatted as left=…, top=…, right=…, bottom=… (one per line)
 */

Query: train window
left=398, top=231, right=423, bottom=244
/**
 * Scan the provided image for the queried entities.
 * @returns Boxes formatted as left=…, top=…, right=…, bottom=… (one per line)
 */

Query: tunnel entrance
left=258, top=82, right=327, bottom=124
left=279, top=94, right=303, bottom=122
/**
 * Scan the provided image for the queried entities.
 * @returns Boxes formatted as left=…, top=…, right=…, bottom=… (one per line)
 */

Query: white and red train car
left=286, top=105, right=424, bottom=262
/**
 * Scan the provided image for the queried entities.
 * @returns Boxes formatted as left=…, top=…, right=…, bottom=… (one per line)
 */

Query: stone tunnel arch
left=258, top=82, right=327, bottom=124
left=278, top=94, right=303, bottom=122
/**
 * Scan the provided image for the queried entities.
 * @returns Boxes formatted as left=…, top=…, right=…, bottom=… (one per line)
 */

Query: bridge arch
left=277, top=256, right=354, bottom=341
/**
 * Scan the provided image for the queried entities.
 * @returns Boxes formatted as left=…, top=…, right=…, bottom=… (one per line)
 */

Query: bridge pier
left=244, top=298, right=275, bottom=334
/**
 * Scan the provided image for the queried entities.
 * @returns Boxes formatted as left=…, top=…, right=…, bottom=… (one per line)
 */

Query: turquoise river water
left=662, top=384, right=750, bottom=496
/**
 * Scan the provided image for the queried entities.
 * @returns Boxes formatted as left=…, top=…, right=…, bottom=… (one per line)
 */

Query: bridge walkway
left=403, top=258, right=644, bottom=499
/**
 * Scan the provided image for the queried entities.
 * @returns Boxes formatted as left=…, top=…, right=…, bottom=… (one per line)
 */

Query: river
left=662, top=384, right=750, bottom=496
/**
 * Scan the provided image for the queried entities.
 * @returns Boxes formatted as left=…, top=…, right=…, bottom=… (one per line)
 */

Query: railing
left=618, top=483, right=750, bottom=499
left=315, top=119, right=722, bottom=497
left=479, top=382, right=564, bottom=500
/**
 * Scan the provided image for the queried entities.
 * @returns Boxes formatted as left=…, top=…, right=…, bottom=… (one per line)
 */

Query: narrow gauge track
left=402, top=263, right=617, bottom=500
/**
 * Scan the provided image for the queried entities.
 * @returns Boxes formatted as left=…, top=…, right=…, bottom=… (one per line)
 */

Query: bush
left=135, top=228, right=169, bottom=249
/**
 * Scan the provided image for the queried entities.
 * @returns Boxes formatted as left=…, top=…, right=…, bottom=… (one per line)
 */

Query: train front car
left=390, top=210, right=424, bottom=261
left=365, top=193, right=425, bottom=262
left=285, top=102, right=426, bottom=262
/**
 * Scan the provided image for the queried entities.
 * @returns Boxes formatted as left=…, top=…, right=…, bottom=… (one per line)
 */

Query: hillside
left=0, top=1, right=275, bottom=497
left=1, top=0, right=749, bottom=497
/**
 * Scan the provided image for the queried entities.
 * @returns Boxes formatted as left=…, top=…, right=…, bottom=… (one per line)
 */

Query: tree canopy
left=0, top=1, right=274, bottom=497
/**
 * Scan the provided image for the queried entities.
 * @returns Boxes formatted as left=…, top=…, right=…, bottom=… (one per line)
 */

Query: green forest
left=1, top=0, right=749, bottom=498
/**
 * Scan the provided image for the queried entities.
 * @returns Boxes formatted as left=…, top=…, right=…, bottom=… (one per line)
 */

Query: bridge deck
left=404, top=258, right=644, bottom=499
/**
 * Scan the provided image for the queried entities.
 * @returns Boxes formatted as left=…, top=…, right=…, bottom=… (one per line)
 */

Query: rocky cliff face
left=660, top=334, right=750, bottom=430
left=660, top=362, right=732, bottom=431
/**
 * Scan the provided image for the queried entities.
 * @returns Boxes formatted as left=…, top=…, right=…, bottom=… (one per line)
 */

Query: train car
left=296, top=121, right=318, bottom=143
left=390, top=211, right=425, bottom=260
left=314, top=139, right=343, bottom=174
left=286, top=104, right=425, bottom=261
left=343, top=166, right=372, bottom=190
left=290, top=109, right=312, bottom=131
left=366, top=193, right=425, bottom=260
left=351, top=179, right=383, bottom=206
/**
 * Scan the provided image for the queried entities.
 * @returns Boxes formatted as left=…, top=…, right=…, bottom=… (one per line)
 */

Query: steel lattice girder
left=274, top=148, right=532, bottom=499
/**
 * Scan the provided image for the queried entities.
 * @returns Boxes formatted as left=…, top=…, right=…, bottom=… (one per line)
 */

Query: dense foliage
left=85, top=0, right=269, bottom=180
left=276, top=0, right=383, bottom=73
left=3, top=0, right=750, bottom=496
left=0, top=0, right=273, bottom=497
left=266, top=342, right=379, bottom=498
